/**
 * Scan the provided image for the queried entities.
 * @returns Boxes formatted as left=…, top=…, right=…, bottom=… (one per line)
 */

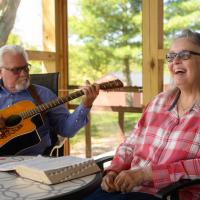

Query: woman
left=83, top=29, right=200, bottom=200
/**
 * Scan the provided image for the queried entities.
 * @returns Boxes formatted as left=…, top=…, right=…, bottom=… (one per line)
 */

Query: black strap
left=28, top=84, right=58, bottom=155
left=28, top=84, right=43, bottom=105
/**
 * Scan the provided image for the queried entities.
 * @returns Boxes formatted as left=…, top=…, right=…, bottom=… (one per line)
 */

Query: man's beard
left=15, top=78, right=30, bottom=92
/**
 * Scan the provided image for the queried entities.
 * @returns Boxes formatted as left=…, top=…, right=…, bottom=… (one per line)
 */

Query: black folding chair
left=95, top=156, right=200, bottom=200
left=30, top=72, right=66, bottom=157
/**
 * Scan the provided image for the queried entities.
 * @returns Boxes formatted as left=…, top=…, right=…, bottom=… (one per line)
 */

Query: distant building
left=94, top=72, right=171, bottom=107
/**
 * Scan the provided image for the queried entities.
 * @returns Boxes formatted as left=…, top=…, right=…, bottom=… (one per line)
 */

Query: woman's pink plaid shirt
left=106, top=89, right=200, bottom=200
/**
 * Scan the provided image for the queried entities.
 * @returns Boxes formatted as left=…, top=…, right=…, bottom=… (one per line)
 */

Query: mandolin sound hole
left=5, top=115, right=22, bottom=127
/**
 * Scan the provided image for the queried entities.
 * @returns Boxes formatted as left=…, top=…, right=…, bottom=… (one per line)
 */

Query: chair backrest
left=29, top=72, right=65, bottom=157
left=30, top=72, right=59, bottom=96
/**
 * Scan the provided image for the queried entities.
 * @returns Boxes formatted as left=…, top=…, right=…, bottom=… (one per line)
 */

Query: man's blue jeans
left=82, top=187, right=161, bottom=200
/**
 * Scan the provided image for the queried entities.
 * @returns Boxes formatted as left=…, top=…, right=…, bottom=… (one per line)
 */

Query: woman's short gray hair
left=175, top=29, right=200, bottom=47
left=0, top=45, right=28, bottom=68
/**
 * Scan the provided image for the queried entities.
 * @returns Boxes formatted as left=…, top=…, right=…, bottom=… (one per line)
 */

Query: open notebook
left=0, top=156, right=101, bottom=185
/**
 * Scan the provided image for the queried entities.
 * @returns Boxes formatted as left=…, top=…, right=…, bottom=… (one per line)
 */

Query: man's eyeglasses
left=166, top=50, right=200, bottom=63
left=2, top=63, right=31, bottom=75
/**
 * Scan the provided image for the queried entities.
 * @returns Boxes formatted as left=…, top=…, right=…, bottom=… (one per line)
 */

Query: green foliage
left=70, top=111, right=141, bottom=145
left=69, top=0, right=142, bottom=85
left=7, top=33, right=42, bottom=74
left=164, top=0, right=200, bottom=48
left=69, top=0, right=200, bottom=85
left=7, top=33, right=22, bottom=44
left=29, top=61, right=42, bottom=74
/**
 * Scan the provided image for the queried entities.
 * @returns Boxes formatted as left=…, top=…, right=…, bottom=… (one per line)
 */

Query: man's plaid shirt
left=106, top=88, right=200, bottom=200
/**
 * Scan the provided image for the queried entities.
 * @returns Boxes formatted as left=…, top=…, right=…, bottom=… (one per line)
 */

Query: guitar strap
left=27, top=84, right=58, bottom=155
left=28, top=84, right=43, bottom=106
left=28, top=84, right=47, bottom=121
left=28, top=84, right=46, bottom=126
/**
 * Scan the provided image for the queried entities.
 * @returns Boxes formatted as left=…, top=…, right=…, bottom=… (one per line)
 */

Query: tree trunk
left=0, top=0, right=21, bottom=46
left=123, top=57, right=133, bottom=106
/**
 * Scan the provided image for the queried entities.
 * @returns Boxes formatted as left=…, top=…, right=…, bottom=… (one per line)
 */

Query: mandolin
left=0, top=79, right=123, bottom=155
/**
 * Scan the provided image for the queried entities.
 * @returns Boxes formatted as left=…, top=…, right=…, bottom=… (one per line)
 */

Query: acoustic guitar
left=0, top=79, right=123, bottom=155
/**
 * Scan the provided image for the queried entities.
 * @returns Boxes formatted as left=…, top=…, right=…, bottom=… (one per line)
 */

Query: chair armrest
left=49, top=136, right=67, bottom=157
left=155, top=179, right=200, bottom=199
left=95, top=155, right=113, bottom=170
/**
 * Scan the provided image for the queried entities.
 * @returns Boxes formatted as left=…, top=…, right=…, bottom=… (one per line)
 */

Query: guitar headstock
left=99, top=79, right=124, bottom=90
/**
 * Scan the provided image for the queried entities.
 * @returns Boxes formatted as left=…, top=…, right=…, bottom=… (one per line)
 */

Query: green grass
left=70, top=111, right=141, bottom=145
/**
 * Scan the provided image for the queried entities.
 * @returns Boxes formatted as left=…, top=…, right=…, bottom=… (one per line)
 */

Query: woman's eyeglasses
left=2, top=63, right=31, bottom=75
left=166, top=50, right=200, bottom=63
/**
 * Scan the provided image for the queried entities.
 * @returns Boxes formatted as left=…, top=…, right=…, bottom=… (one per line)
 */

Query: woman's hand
left=82, top=80, right=99, bottom=108
left=114, top=167, right=152, bottom=193
left=101, top=171, right=118, bottom=192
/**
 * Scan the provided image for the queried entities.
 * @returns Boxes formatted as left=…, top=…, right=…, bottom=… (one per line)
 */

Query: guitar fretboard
left=20, top=79, right=123, bottom=119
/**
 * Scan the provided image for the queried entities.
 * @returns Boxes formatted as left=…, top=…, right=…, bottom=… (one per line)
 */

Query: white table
left=0, top=156, right=102, bottom=200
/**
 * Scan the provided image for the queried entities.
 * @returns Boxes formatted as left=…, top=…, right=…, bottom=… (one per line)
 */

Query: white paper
left=0, top=156, right=92, bottom=171
left=18, top=156, right=92, bottom=171
left=0, top=156, right=42, bottom=171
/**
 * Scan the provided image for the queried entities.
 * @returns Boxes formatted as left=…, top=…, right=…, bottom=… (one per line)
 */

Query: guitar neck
left=20, top=79, right=123, bottom=119
left=20, top=90, right=84, bottom=119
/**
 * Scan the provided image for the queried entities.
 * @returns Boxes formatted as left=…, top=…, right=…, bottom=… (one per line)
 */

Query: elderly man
left=0, top=44, right=99, bottom=155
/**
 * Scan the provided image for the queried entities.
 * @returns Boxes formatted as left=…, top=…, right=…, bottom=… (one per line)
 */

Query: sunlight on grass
left=70, top=111, right=141, bottom=145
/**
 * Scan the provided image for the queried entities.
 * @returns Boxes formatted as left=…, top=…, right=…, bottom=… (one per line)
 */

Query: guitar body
left=0, top=79, right=123, bottom=155
left=0, top=101, right=42, bottom=155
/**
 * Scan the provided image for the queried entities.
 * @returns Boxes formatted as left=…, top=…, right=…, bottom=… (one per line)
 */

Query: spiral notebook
left=0, top=156, right=101, bottom=185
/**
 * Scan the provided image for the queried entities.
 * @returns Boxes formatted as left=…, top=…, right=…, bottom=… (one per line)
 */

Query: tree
left=164, top=0, right=200, bottom=47
left=69, top=0, right=142, bottom=85
left=0, top=0, right=21, bottom=47
left=69, top=0, right=142, bottom=106
left=69, top=0, right=200, bottom=85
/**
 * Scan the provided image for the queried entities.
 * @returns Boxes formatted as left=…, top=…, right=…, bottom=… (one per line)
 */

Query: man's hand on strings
left=82, top=80, right=100, bottom=108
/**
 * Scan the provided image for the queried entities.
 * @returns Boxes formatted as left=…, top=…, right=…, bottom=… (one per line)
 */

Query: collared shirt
left=106, top=89, right=200, bottom=200
left=0, top=83, right=90, bottom=155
